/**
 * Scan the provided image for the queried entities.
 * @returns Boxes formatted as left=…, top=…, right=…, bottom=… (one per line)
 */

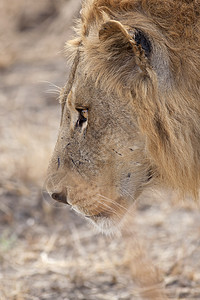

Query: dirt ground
left=0, top=1, right=200, bottom=299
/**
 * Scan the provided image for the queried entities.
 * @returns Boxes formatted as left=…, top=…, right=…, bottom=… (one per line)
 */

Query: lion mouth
left=85, top=212, right=109, bottom=219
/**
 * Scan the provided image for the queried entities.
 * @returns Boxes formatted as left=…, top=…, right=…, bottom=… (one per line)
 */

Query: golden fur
left=47, top=0, right=200, bottom=233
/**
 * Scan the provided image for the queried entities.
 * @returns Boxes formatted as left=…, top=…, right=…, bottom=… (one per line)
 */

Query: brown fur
left=47, top=0, right=200, bottom=234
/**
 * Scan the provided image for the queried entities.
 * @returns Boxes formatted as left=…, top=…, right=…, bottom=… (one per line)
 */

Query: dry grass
left=0, top=0, right=200, bottom=299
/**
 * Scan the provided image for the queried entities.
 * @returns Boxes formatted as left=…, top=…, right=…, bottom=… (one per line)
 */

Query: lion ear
left=99, top=20, right=151, bottom=72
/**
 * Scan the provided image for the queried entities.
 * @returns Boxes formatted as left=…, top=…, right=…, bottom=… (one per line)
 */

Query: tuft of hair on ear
left=99, top=20, right=131, bottom=42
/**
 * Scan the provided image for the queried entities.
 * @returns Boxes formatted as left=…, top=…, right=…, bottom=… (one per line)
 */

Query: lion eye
left=76, top=108, right=88, bottom=128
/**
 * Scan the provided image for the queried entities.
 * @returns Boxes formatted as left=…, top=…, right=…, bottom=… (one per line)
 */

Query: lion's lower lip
left=85, top=213, right=107, bottom=219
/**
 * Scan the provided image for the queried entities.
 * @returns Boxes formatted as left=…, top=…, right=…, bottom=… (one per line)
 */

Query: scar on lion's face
left=46, top=0, right=200, bottom=234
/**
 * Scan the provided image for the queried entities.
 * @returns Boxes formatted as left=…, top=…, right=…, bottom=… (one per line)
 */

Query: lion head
left=46, top=0, right=200, bottom=234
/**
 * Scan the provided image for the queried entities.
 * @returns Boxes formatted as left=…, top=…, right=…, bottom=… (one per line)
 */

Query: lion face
left=47, top=0, right=200, bottom=233
left=47, top=56, right=153, bottom=233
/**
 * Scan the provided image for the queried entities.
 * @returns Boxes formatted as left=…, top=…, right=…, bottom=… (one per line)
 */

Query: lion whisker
left=92, top=201, right=123, bottom=221
left=91, top=196, right=124, bottom=219
left=45, top=89, right=61, bottom=96
left=97, top=194, right=129, bottom=212
left=41, top=80, right=62, bottom=91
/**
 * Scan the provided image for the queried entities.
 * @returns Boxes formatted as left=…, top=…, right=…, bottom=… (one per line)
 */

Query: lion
left=46, top=0, right=200, bottom=234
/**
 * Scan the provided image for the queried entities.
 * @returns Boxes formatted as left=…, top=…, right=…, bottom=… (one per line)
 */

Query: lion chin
left=47, top=0, right=200, bottom=229
left=74, top=206, right=123, bottom=236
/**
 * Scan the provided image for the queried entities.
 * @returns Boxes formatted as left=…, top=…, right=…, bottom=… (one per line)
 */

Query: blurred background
left=0, top=1, right=200, bottom=299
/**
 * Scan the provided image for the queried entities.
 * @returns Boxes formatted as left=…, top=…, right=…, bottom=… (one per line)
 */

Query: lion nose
left=51, top=192, right=69, bottom=205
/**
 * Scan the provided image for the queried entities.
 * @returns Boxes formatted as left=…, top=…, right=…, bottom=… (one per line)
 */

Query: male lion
left=47, top=0, right=200, bottom=234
